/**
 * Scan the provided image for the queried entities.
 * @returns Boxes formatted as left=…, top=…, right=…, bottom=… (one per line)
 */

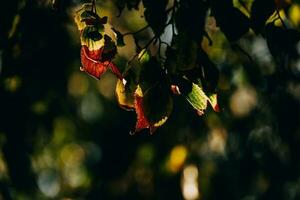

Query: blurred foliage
left=0, top=0, right=300, bottom=200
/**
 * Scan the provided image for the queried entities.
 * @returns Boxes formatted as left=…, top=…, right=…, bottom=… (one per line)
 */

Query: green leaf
left=186, top=83, right=208, bottom=115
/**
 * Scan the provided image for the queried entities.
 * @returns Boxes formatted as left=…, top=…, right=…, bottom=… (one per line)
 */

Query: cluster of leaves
left=74, top=3, right=123, bottom=80
left=75, top=0, right=300, bottom=134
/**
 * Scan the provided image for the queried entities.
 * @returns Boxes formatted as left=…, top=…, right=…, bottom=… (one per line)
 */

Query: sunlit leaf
left=80, top=46, right=122, bottom=80
left=186, top=83, right=209, bottom=116
left=116, top=70, right=138, bottom=110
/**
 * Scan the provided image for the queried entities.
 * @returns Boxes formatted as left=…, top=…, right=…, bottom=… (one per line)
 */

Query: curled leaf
left=80, top=45, right=123, bottom=80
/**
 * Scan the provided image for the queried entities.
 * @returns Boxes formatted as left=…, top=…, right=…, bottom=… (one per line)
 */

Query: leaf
left=139, top=57, right=168, bottom=91
left=186, top=83, right=209, bottom=115
left=116, top=79, right=135, bottom=110
left=134, top=88, right=151, bottom=132
left=101, top=35, right=117, bottom=62
left=172, top=76, right=219, bottom=115
left=164, top=33, right=198, bottom=73
left=250, top=0, right=276, bottom=34
left=111, top=28, right=126, bottom=47
left=130, top=56, right=173, bottom=134
left=142, top=84, right=173, bottom=130
left=80, top=26, right=105, bottom=51
left=134, top=84, right=173, bottom=134
left=80, top=46, right=107, bottom=79
left=116, top=69, right=138, bottom=110
left=82, top=26, right=103, bottom=41
left=208, top=93, right=220, bottom=112
left=80, top=46, right=123, bottom=80
left=211, top=0, right=250, bottom=41
left=138, top=49, right=151, bottom=64
left=74, top=4, right=107, bottom=31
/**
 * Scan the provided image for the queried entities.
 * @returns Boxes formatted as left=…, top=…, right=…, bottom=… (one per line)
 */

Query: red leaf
left=80, top=46, right=108, bottom=79
left=134, top=95, right=150, bottom=132
left=80, top=45, right=123, bottom=80
left=107, top=62, right=123, bottom=80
